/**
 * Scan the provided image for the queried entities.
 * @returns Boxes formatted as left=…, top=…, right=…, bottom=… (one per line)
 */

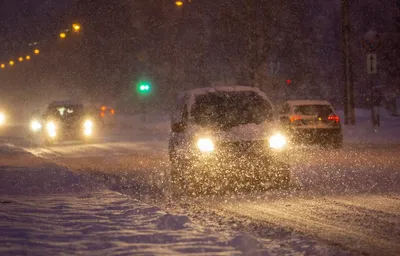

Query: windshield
left=191, top=91, right=273, bottom=129
left=47, top=104, right=84, bottom=119
left=294, top=105, right=333, bottom=117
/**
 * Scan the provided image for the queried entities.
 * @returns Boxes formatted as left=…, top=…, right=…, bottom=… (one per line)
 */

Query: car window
left=294, top=105, right=333, bottom=116
left=191, top=91, right=273, bottom=128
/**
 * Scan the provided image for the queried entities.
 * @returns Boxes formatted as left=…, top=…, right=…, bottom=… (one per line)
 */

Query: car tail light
left=328, top=114, right=340, bottom=123
left=290, top=115, right=302, bottom=122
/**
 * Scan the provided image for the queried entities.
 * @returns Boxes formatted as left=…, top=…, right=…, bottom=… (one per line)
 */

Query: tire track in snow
left=217, top=195, right=400, bottom=256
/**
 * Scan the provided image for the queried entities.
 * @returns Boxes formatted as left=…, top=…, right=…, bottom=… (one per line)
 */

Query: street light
left=9, top=60, right=15, bottom=66
left=72, top=23, right=81, bottom=32
left=175, top=1, right=183, bottom=6
left=18, top=57, right=24, bottom=62
left=59, top=32, right=67, bottom=39
left=34, top=49, right=40, bottom=55
left=0, top=64, right=5, bottom=69
left=26, top=55, right=31, bottom=60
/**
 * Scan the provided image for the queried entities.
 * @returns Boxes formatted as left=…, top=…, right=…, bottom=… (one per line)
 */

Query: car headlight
left=197, top=138, right=215, bottom=153
left=46, top=121, right=57, bottom=138
left=269, top=133, right=287, bottom=149
left=83, top=120, right=93, bottom=137
left=31, top=120, right=42, bottom=132
left=84, top=120, right=93, bottom=129
left=0, top=112, right=5, bottom=125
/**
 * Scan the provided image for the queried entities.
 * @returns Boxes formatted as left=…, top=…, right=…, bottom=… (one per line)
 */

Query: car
left=31, top=101, right=98, bottom=143
left=168, top=85, right=290, bottom=194
left=278, top=100, right=343, bottom=148
left=98, top=105, right=117, bottom=126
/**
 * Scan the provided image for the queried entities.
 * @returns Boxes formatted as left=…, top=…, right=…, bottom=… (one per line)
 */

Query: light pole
left=341, top=0, right=355, bottom=125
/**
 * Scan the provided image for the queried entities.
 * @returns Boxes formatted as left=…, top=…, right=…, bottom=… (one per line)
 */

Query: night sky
left=0, top=0, right=71, bottom=58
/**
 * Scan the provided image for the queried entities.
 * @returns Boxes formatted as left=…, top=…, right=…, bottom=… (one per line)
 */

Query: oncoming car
left=169, top=85, right=290, bottom=194
left=30, top=101, right=97, bottom=143
left=278, top=100, right=343, bottom=148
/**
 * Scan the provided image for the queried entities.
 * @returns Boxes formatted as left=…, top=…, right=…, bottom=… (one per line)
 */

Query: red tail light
left=290, top=115, right=302, bottom=122
left=328, top=114, right=340, bottom=123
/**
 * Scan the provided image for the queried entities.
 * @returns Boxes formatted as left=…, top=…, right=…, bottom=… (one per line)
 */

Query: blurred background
left=0, top=0, right=399, bottom=116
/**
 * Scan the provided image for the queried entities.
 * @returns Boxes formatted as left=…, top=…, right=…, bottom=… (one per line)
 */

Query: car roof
left=48, top=100, right=83, bottom=107
left=182, top=85, right=268, bottom=99
left=285, top=100, right=332, bottom=107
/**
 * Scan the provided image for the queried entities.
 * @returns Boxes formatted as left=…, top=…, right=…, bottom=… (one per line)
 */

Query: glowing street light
left=59, top=32, right=67, bottom=39
left=1, top=64, right=5, bottom=69
left=175, top=1, right=183, bottom=6
left=26, top=55, right=31, bottom=60
left=34, top=49, right=40, bottom=55
left=9, top=60, right=15, bottom=66
left=72, top=23, right=81, bottom=32
left=18, top=57, right=24, bottom=62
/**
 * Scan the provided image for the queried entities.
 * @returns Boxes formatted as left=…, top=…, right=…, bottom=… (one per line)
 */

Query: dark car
left=39, top=101, right=97, bottom=143
left=278, top=100, right=343, bottom=148
left=168, top=85, right=290, bottom=194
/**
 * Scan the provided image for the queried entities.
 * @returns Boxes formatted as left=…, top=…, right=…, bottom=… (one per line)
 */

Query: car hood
left=189, top=121, right=281, bottom=142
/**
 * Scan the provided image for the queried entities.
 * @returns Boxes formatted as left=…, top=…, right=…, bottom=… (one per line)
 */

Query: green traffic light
left=137, top=80, right=152, bottom=95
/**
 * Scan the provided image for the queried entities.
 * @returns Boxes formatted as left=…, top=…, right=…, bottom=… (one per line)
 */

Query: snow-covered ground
left=337, top=108, right=400, bottom=144
left=1, top=144, right=349, bottom=256
left=0, top=145, right=242, bottom=255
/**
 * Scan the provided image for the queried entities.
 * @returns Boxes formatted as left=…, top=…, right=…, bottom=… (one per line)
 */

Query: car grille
left=218, top=140, right=266, bottom=156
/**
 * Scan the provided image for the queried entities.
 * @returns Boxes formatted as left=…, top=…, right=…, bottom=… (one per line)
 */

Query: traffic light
left=286, top=79, right=292, bottom=85
left=137, top=80, right=152, bottom=95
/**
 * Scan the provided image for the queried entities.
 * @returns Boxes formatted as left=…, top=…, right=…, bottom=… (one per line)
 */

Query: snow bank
left=0, top=145, right=240, bottom=255
left=0, top=190, right=241, bottom=255
left=338, top=108, right=400, bottom=144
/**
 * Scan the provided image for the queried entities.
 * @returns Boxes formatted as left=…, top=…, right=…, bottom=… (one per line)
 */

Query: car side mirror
left=171, top=122, right=186, bottom=133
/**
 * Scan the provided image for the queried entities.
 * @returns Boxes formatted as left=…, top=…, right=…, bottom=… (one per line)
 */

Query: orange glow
left=9, top=60, right=15, bottom=66
left=101, top=106, right=107, bottom=111
left=34, top=49, right=40, bottom=55
left=60, top=32, right=67, bottom=39
left=72, top=23, right=81, bottom=32
left=26, top=55, right=31, bottom=60
left=0, top=64, right=5, bottom=69
left=290, top=115, right=302, bottom=122
left=100, top=112, right=105, bottom=117
left=110, top=109, right=115, bottom=115
left=18, top=57, right=24, bottom=62
left=175, top=1, right=183, bottom=6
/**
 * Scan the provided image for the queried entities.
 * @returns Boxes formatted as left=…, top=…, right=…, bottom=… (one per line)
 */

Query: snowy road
left=2, top=122, right=400, bottom=255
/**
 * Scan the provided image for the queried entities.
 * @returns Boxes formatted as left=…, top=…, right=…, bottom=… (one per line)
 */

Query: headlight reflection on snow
left=197, top=138, right=215, bottom=153
left=269, top=133, right=287, bottom=149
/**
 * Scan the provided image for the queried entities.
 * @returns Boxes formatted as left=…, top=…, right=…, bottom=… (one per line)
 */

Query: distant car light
left=197, top=138, right=215, bottom=153
left=84, top=119, right=93, bottom=129
left=84, top=128, right=93, bottom=137
left=269, top=133, right=287, bottom=149
left=83, top=120, right=93, bottom=137
left=30, top=120, right=42, bottom=132
left=0, top=112, right=5, bottom=125
left=46, top=121, right=57, bottom=138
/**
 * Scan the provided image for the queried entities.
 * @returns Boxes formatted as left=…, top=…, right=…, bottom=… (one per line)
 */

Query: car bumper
left=289, top=128, right=342, bottom=143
